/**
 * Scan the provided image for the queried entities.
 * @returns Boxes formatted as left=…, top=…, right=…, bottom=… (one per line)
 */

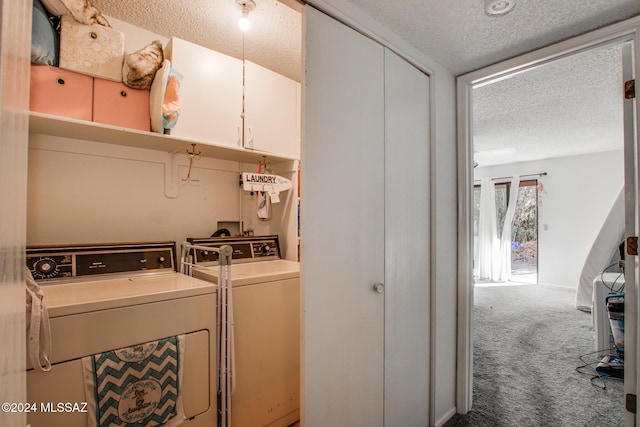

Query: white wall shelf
left=29, top=112, right=299, bottom=164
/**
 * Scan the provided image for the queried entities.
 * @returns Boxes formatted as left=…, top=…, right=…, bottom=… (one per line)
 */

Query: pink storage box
left=30, top=64, right=93, bottom=121
left=93, top=78, right=150, bottom=131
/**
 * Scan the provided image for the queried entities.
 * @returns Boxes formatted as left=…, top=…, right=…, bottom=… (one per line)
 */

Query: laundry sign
left=242, top=173, right=292, bottom=195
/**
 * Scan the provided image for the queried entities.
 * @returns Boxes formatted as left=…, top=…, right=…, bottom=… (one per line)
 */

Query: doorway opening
left=457, top=27, right=635, bottom=422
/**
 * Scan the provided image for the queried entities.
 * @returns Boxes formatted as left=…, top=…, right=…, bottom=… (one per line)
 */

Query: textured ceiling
left=340, top=0, right=638, bottom=166
left=93, top=0, right=302, bottom=81
left=91, top=0, right=640, bottom=78
left=90, top=0, right=639, bottom=166
left=345, top=0, right=640, bottom=75
left=473, top=44, right=624, bottom=167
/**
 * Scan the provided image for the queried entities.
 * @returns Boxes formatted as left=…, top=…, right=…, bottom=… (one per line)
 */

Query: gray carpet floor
left=444, top=284, right=624, bottom=427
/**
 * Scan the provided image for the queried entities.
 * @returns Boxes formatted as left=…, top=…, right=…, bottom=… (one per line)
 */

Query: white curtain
left=498, top=176, right=520, bottom=281
left=477, top=178, right=500, bottom=280
left=477, top=176, right=520, bottom=282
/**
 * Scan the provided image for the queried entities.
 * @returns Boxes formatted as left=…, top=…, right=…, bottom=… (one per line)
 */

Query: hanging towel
left=83, top=335, right=186, bottom=427
left=25, top=267, right=52, bottom=372
left=257, top=190, right=272, bottom=221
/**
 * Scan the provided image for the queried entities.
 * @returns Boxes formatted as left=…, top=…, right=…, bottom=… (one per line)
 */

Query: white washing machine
left=186, top=235, right=300, bottom=427
left=26, top=242, right=217, bottom=427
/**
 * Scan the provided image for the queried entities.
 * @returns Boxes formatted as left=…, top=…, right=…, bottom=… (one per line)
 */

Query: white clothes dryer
left=26, top=242, right=217, bottom=427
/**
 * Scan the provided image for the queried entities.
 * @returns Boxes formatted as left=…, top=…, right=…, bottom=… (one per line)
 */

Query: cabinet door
left=303, top=7, right=385, bottom=427
left=383, top=48, right=431, bottom=426
left=165, top=37, right=243, bottom=147
left=244, top=60, right=298, bottom=158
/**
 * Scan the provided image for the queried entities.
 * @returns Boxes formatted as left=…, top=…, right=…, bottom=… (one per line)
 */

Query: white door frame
left=0, top=1, right=31, bottom=426
left=456, top=15, right=640, bottom=418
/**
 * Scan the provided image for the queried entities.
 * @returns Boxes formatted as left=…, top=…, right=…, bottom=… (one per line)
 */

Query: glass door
left=510, top=180, right=538, bottom=284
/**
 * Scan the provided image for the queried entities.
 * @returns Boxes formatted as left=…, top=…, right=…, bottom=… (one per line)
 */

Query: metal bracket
left=626, top=236, right=638, bottom=256
left=182, top=144, right=201, bottom=183
left=625, top=79, right=635, bottom=99
left=218, top=245, right=233, bottom=266
left=626, top=393, right=637, bottom=414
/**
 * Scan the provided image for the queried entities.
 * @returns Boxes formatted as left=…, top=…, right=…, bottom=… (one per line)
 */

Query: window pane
left=511, top=181, right=538, bottom=284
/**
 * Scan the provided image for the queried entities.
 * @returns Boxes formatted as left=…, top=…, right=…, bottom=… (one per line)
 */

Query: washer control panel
left=27, top=242, right=176, bottom=284
left=187, top=235, right=281, bottom=266
left=251, top=241, right=278, bottom=258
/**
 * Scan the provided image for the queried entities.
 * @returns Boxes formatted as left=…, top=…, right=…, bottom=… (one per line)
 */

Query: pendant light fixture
left=237, top=0, right=256, bottom=31
left=484, top=0, right=516, bottom=16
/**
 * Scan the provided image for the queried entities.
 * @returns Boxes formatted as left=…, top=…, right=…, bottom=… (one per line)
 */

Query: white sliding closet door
left=303, top=7, right=385, bottom=427
left=383, top=48, right=430, bottom=426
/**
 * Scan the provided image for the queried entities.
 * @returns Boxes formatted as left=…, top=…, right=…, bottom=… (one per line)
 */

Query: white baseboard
left=434, top=407, right=457, bottom=427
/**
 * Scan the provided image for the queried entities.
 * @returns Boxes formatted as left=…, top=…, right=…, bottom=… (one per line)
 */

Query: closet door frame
left=0, top=1, right=31, bottom=426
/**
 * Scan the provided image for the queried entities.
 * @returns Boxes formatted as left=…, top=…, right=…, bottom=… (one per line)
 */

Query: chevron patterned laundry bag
left=82, top=336, right=186, bottom=427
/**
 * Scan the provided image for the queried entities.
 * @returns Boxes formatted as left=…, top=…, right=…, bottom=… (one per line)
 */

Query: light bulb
left=239, top=11, right=251, bottom=31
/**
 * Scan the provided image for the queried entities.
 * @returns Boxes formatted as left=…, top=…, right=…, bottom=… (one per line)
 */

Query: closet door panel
left=303, top=7, right=385, bottom=427
left=383, top=48, right=431, bottom=426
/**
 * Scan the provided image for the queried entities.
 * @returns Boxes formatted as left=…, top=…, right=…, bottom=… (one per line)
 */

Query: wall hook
left=260, top=156, right=272, bottom=174
left=183, top=143, right=201, bottom=183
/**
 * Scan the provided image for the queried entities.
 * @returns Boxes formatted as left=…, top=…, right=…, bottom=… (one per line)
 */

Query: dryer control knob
left=36, top=258, right=56, bottom=274
left=33, top=258, right=58, bottom=279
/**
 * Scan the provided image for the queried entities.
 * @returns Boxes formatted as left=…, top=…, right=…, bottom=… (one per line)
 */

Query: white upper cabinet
left=243, top=60, right=299, bottom=158
left=165, top=37, right=244, bottom=148
left=164, top=39, right=299, bottom=159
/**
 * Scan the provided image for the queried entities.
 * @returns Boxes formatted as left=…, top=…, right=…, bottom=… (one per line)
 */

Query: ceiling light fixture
left=237, top=0, right=256, bottom=31
left=484, top=0, right=516, bottom=17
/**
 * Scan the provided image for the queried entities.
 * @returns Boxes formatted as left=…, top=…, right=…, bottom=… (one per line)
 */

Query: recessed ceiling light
left=484, top=0, right=516, bottom=17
